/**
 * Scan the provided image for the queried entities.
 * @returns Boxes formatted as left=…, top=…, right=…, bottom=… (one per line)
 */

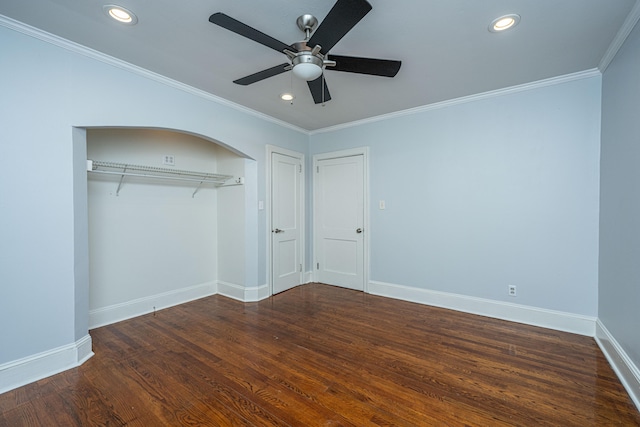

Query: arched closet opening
left=86, top=128, right=248, bottom=328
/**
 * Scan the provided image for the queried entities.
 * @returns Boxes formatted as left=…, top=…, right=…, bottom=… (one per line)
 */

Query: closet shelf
left=87, top=160, right=237, bottom=197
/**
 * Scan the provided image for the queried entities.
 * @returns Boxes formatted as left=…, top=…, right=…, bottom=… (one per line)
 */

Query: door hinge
left=316, top=165, right=319, bottom=173
left=299, top=164, right=302, bottom=173
left=317, top=262, right=320, bottom=270
left=299, top=264, right=302, bottom=272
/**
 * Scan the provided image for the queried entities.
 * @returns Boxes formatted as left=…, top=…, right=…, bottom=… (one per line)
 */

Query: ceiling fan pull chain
left=289, top=69, right=294, bottom=105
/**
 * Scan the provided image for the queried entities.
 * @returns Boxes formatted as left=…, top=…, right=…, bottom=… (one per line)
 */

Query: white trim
left=89, top=281, right=217, bottom=329
left=265, top=145, right=306, bottom=296
left=217, top=280, right=245, bottom=301
left=304, top=271, right=314, bottom=284
left=599, top=0, right=640, bottom=72
left=0, top=334, right=93, bottom=394
left=246, top=283, right=270, bottom=302
left=0, top=14, right=307, bottom=135
left=217, top=280, right=269, bottom=302
left=310, top=69, right=601, bottom=135
left=76, top=334, right=94, bottom=365
left=368, top=280, right=596, bottom=336
left=313, top=147, right=370, bottom=292
left=595, top=320, right=640, bottom=411
left=0, top=15, right=605, bottom=137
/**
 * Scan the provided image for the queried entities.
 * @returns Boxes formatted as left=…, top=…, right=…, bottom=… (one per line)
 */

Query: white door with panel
left=314, top=154, right=365, bottom=291
left=272, top=152, right=303, bottom=294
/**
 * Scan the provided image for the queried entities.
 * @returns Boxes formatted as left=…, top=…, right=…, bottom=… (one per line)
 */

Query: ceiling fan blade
left=307, top=75, right=332, bottom=104
left=307, top=0, right=372, bottom=55
left=233, top=63, right=291, bottom=85
left=209, top=13, right=293, bottom=53
left=328, top=55, right=401, bottom=77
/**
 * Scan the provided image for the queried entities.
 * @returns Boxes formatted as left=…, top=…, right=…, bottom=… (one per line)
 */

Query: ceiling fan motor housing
left=292, top=53, right=323, bottom=67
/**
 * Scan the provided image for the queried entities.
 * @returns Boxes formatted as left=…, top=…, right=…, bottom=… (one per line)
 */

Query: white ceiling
left=1, top=0, right=636, bottom=131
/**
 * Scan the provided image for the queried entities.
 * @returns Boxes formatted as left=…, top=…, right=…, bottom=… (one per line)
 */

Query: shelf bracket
left=192, top=178, right=206, bottom=198
left=116, top=166, right=127, bottom=196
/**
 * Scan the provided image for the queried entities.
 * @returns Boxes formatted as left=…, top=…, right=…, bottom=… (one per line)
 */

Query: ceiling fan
left=209, top=0, right=401, bottom=104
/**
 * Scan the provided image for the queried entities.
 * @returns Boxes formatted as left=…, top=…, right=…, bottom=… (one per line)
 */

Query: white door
left=272, top=152, right=302, bottom=294
left=314, top=154, right=365, bottom=291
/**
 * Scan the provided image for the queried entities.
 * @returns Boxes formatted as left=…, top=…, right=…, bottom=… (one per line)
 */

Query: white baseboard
left=249, top=283, right=270, bottom=301
left=304, top=271, right=314, bottom=284
left=368, top=280, right=597, bottom=336
left=0, top=334, right=94, bottom=394
left=218, top=280, right=269, bottom=302
left=89, top=281, right=217, bottom=329
left=595, top=320, right=640, bottom=411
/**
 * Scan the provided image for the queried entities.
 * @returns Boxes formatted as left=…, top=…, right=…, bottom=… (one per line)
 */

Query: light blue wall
left=310, top=77, right=602, bottom=316
left=0, top=25, right=307, bottom=365
left=600, top=21, right=640, bottom=368
left=0, top=16, right=609, bottom=376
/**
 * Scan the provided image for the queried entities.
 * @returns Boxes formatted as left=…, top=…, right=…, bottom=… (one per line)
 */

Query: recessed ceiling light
left=103, top=5, right=138, bottom=25
left=489, top=14, right=520, bottom=33
left=280, top=93, right=294, bottom=101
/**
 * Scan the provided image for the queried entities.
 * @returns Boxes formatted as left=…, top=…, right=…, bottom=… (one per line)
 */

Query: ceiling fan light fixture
left=292, top=54, right=323, bottom=81
left=489, top=14, right=520, bottom=32
left=103, top=5, right=138, bottom=25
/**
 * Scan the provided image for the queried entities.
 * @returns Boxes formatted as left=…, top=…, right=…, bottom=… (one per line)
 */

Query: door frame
left=266, top=145, right=306, bottom=296
left=313, top=147, right=369, bottom=292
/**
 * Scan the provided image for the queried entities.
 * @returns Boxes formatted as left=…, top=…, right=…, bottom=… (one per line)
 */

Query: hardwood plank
left=170, top=302, right=459, bottom=425
left=0, top=403, right=41, bottom=427
left=141, top=314, right=359, bottom=425
left=92, top=322, right=288, bottom=425
left=1, top=283, right=638, bottom=426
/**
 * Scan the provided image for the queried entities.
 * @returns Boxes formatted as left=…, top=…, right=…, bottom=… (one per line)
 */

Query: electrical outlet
left=508, top=285, right=517, bottom=297
left=163, top=155, right=175, bottom=166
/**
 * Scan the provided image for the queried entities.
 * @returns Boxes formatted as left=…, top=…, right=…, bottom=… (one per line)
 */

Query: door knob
left=356, top=228, right=363, bottom=233
left=273, top=228, right=284, bottom=233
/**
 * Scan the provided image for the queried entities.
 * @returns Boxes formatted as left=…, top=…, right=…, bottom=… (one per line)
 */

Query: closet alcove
left=87, top=128, right=246, bottom=328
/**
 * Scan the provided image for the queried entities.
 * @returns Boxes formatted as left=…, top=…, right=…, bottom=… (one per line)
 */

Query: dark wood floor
left=1, top=283, right=638, bottom=426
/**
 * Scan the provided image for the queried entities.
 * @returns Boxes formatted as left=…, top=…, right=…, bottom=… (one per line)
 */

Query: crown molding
left=0, top=14, right=309, bottom=135
left=599, top=0, right=640, bottom=72
left=310, top=68, right=601, bottom=135
left=0, top=11, right=613, bottom=138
